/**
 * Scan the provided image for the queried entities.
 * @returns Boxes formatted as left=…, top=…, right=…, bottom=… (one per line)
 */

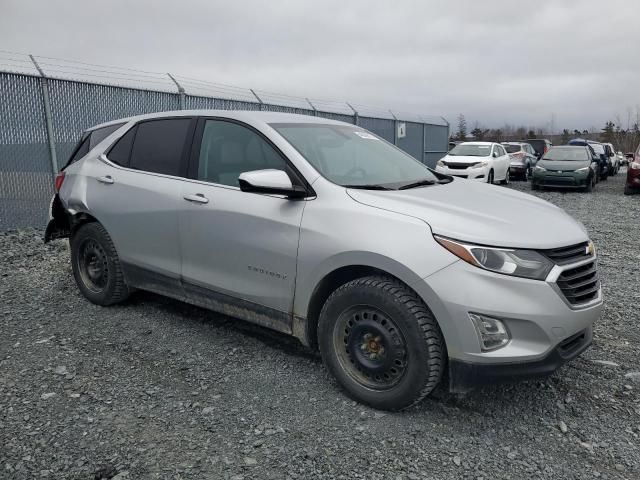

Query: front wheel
left=500, top=168, right=510, bottom=185
left=487, top=169, right=495, bottom=185
left=584, top=176, right=594, bottom=192
left=318, top=276, right=445, bottom=411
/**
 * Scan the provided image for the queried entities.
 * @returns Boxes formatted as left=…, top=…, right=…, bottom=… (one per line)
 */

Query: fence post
left=346, top=102, right=359, bottom=126
left=167, top=73, right=185, bottom=110
left=29, top=55, right=58, bottom=175
left=250, top=89, right=264, bottom=111
left=389, top=110, right=398, bottom=145
left=306, top=97, right=318, bottom=116
left=422, top=121, right=427, bottom=164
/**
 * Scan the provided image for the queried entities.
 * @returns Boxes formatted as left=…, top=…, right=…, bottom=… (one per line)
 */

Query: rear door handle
left=183, top=193, right=209, bottom=204
left=97, top=175, right=114, bottom=185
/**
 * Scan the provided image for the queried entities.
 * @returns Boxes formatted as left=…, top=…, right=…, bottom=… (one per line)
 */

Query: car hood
left=347, top=180, right=588, bottom=249
left=538, top=160, right=589, bottom=171
left=442, top=155, right=489, bottom=164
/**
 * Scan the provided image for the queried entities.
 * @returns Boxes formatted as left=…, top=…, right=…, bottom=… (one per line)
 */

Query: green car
left=531, top=145, right=599, bottom=192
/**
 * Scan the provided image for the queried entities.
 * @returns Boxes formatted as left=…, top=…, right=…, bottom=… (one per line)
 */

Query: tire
left=500, top=168, right=510, bottom=185
left=625, top=185, right=635, bottom=195
left=584, top=176, right=594, bottom=193
left=318, top=276, right=445, bottom=411
left=70, top=222, right=130, bottom=306
left=487, top=170, right=494, bottom=185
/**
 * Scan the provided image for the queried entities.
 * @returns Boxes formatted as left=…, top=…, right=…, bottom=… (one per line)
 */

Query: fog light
left=469, top=313, right=510, bottom=351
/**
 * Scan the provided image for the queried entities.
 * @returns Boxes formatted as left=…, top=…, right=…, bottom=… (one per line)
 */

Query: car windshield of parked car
left=542, top=148, right=589, bottom=161
left=447, top=144, right=492, bottom=157
left=504, top=144, right=523, bottom=153
left=589, top=143, right=605, bottom=154
left=271, top=123, right=438, bottom=188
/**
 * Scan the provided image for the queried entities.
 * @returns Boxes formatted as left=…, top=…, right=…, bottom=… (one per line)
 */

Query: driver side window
left=197, top=120, right=287, bottom=187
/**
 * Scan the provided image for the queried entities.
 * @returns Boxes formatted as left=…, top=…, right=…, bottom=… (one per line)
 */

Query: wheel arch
left=296, top=257, right=443, bottom=351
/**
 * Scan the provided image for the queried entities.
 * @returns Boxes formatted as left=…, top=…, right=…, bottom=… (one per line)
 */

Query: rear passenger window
left=129, top=119, right=191, bottom=176
left=107, top=126, right=137, bottom=167
left=196, top=120, right=286, bottom=187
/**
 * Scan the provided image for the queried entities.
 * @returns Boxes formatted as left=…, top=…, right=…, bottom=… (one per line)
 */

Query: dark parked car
left=624, top=144, right=640, bottom=195
left=568, top=139, right=610, bottom=180
left=531, top=145, right=600, bottom=192
left=520, top=138, right=552, bottom=159
left=502, top=142, right=537, bottom=180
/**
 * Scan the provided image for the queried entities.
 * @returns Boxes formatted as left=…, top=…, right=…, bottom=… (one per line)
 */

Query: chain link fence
left=0, top=53, right=449, bottom=230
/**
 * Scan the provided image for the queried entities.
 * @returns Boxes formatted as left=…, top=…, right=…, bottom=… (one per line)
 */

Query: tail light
left=543, top=146, right=549, bottom=154
left=54, top=172, right=66, bottom=193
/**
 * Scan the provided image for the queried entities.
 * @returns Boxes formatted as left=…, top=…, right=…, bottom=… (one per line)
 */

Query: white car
left=436, top=142, right=511, bottom=184
left=604, top=143, right=619, bottom=175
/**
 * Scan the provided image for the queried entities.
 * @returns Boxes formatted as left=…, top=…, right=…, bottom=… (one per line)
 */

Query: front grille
left=445, top=162, right=477, bottom=170
left=556, top=261, right=599, bottom=305
left=542, top=175, right=575, bottom=186
left=543, top=242, right=592, bottom=265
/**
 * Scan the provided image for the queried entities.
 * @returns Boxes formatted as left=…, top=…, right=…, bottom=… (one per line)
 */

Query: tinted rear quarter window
left=89, top=123, right=124, bottom=149
left=129, top=118, right=191, bottom=176
left=107, top=126, right=137, bottom=167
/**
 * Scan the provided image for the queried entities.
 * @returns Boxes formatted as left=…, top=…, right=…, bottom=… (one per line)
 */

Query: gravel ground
left=1, top=169, right=639, bottom=480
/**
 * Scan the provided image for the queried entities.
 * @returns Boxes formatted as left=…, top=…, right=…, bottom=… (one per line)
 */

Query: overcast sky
left=1, top=0, right=638, bottom=131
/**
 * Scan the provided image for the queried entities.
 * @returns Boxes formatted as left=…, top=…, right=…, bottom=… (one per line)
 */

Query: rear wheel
left=71, top=223, right=130, bottom=306
left=318, top=276, right=445, bottom=411
left=487, top=170, right=495, bottom=185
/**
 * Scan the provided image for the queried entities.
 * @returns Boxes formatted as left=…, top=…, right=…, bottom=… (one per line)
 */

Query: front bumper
left=449, top=327, right=592, bottom=392
left=416, top=258, right=602, bottom=391
left=435, top=165, right=488, bottom=181
left=532, top=171, right=589, bottom=188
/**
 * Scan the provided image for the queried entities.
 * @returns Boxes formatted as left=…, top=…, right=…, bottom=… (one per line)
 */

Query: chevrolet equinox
left=45, top=111, right=603, bottom=410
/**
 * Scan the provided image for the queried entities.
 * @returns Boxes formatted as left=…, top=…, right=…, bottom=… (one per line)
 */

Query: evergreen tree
left=456, top=114, right=467, bottom=141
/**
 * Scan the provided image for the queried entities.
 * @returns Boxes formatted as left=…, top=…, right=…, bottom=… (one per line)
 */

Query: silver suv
left=46, top=111, right=603, bottom=410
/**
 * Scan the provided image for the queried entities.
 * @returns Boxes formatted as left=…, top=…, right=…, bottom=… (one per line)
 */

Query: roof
left=88, top=110, right=352, bottom=131
left=457, top=141, right=495, bottom=146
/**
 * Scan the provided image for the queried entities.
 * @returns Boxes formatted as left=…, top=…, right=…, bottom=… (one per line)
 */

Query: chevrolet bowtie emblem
left=586, top=242, right=595, bottom=255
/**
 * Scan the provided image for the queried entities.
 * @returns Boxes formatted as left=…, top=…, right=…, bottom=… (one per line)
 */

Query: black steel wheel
left=71, top=222, right=130, bottom=306
left=333, top=306, right=408, bottom=390
left=318, top=276, right=445, bottom=411
left=77, top=238, right=109, bottom=293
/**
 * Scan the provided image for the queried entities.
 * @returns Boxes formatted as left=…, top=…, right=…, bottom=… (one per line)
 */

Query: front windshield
left=542, top=147, right=589, bottom=161
left=448, top=144, right=492, bottom=157
left=589, top=143, right=605, bottom=154
left=271, top=123, right=438, bottom=187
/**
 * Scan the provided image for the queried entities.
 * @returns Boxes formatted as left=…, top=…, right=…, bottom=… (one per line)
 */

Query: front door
left=178, top=119, right=306, bottom=330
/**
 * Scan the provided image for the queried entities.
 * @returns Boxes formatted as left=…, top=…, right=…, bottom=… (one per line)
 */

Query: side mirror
left=492, top=151, right=498, bottom=158
left=238, top=169, right=307, bottom=198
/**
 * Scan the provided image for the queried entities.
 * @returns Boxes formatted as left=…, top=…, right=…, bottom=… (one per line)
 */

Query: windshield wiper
left=344, top=184, right=393, bottom=190
left=398, top=179, right=436, bottom=190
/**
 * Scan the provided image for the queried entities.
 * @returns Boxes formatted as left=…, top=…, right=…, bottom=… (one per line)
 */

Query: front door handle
left=183, top=193, right=209, bottom=204
left=97, top=175, right=114, bottom=185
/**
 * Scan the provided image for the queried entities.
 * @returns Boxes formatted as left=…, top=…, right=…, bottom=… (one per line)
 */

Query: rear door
left=85, top=117, right=195, bottom=294
left=178, top=118, right=306, bottom=327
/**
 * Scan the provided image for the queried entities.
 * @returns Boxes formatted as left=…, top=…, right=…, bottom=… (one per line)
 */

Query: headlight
left=534, top=165, right=546, bottom=172
left=631, top=161, right=640, bottom=170
left=437, top=160, right=445, bottom=167
left=576, top=167, right=589, bottom=173
left=470, top=161, right=489, bottom=169
left=435, top=236, right=554, bottom=280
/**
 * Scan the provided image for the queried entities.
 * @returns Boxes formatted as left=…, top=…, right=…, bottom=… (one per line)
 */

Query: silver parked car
left=46, top=111, right=603, bottom=410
